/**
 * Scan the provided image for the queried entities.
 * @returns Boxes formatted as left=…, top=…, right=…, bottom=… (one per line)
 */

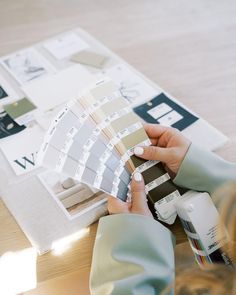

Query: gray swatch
left=117, top=181, right=128, bottom=201
left=67, top=141, right=84, bottom=161
left=86, top=154, right=101, bottom=172
left=90, top=139, right=107, bottom=158
left=81, top=167, right=97, bottom=184
left=105, top=154, right=119, bottom=171
left=74, top=119, right=95, bottom=146
left=120, top=169, right=131, bottom=185
left=63, top=156, right=78, bottom=176
left=100, top=177, right=113, bottom=193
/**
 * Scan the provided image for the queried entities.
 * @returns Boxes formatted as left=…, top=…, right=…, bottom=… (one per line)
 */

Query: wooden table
left=0, top=0, right=236, bottom=292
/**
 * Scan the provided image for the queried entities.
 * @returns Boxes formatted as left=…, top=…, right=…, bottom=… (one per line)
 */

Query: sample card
left=71, top=50, right=108, bottom=68
left=43, top=33, right=89, bottom=60
left=102, top=64, right=158, bottom=105
left=4, top=98, right=37, bottom=125
left=0, top=110, right=26, bottom=139
left=1, top=124, right=44, bottom=175
left=1, top=48, right=54, bottom=85
left=133, top=93, right=199, bottom=131
left=22, top=65, right=93, bottom=111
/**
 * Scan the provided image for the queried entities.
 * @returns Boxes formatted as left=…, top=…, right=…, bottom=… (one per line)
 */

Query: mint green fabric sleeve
left=90, top=214, right=175, bottom=295
left=174, top=144, right=236, bottom=194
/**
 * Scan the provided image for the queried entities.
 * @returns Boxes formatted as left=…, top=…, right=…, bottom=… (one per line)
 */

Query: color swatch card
left=4, top=98, right=36, bottom=126
left=71, top=50, right=108, bottom=68
left=38, top=78, right=186, bottom=224
left=133, top=93, right=198, bottom=131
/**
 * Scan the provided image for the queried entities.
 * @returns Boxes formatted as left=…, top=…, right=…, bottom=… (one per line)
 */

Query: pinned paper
left=1, top=48, right=55, bottom=85
left=22, top=65, right=94, bottom=111
left=102, top=64, right=158, bottom=106
left=43, top=33, right=89, bottom=60
left=71, top=50, right=108, bottom=68
left=4, top=98, right=36, bottom=125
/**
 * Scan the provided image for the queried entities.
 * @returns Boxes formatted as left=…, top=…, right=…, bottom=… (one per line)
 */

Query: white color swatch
left=147, top=102, right=172, bottom=119
left=43, top=33, right=89, bottom=60
left=1, top=124, right=44, bottom=175
left=158, top=110, right=183, bottom=126
left=21, top=65, right=94, bottom=111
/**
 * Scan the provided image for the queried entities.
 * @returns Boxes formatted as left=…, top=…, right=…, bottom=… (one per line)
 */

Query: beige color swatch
left=100, top=97, right=128, bottom=116
left=109, top=112, right=140, bottom=133
left=91, top=97, right=128, bottom=123
left=71, top=50, right=108, bottom=68
left=91, top=80, right=117, bottom=100
left=121, top=127, right=148, bottom=150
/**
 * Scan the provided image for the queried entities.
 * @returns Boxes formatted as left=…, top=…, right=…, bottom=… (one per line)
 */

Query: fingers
left=107, top=196, right=130, bottom=214
left=131, top=173, right=152, bottom=217
left=134, top=145, right=173, bottom=163
left=144, top=123, right=170, bottom=139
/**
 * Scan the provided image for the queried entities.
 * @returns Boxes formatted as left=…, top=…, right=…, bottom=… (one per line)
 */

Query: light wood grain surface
left=0, top=0, right=236, bottom=292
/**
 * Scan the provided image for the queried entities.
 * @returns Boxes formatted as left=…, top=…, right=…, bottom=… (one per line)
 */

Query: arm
left=90, top=173, right=175, bottom=295
left=90, top=214, right=175, bottom=295
left=174, top=144, right=236, bottom=194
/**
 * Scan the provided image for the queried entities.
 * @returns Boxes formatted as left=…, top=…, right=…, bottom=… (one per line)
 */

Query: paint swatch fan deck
left=38, top=79, right=186, bottom=224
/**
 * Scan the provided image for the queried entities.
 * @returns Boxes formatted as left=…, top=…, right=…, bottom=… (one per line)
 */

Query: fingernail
left=134, top=146, right=144, bottom=155
left=133, top=172, right=142, bottom=182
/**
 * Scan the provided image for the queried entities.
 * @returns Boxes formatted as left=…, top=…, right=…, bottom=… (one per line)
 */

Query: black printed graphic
left=0, top=110, right=26, bottom=139
left=14, top=153, right=37, bottom=170
left=0, top=85, right=8, bottom=99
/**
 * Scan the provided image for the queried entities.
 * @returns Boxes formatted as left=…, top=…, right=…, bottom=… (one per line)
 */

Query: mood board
left=0, top=27, right=227, bottom=253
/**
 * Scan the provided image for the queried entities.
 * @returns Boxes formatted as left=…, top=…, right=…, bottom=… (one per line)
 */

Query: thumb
left=134, top=145, right=172, bottom=163
left=107, top=196, right=130, bottom=214
left=130, top=172, right=152, bottom=217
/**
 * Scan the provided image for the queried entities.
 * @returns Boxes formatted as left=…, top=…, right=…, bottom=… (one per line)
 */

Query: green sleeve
left=90, top=214, right=175, bottom=295
left=174, top=144, right=236, bottom=194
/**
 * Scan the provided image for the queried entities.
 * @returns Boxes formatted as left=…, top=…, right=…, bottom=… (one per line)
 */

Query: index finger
left=143, top=123, right=170, bottom=139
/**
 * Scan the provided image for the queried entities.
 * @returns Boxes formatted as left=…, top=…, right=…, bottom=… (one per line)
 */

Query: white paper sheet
left=21, top=65, right=94, bottom=111
left=1, top=48, right=55, bottom=85
left=43, top=33, right=89, bottom=60
left=102, top=64, right=158, bottom=106
left=1, top=124, right=44, bottom=175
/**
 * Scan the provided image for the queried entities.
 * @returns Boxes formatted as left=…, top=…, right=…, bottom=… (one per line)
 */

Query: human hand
left=134, top=124, right=191, bottom=175
left=108, top=172, right=153, bottom=218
